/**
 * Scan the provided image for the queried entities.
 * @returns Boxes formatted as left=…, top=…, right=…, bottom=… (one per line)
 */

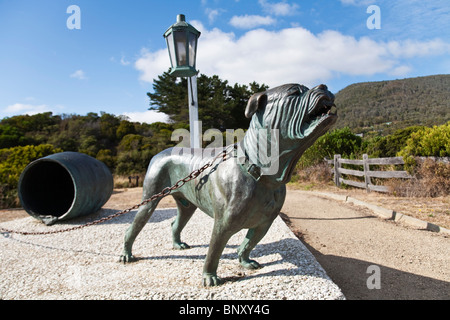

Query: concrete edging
left=310, top=191, right=450, bottom=236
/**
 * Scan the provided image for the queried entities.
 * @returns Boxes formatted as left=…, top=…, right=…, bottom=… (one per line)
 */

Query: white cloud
left=134, top=21, right=450, bottom=89
left=339, top=0, right=376, bottom=6
left=229, top=15, right=276, bottom=29
left=122, top=110, right=170, bottom=124
left=120, top=56, right=131, bottom=66
left=258, top=0, right=299, bottom=16
left=70, top=69, right=87, bottom=80
left=390, top=65, right=412, bottom=77
left=4, top=103, right=54, bottom=115
left=135, top=48, right=169, bottom=83
left=386, top=39, right=450, bottom=58
left=205, top=8, right=222, bottom=24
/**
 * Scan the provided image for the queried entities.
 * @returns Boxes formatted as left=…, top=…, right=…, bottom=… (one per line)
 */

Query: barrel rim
left=18, top=157, right=77, bottom=222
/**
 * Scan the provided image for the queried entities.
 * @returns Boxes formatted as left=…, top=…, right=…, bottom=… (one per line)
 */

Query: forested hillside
left=334, top=75, right=450, bottom=135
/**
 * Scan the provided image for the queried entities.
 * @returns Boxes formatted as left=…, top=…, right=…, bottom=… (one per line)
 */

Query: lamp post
left=164, top=14, right=201, bottom=148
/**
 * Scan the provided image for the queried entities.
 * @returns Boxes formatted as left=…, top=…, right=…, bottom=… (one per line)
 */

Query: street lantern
left=163, top=14, right=201, bottom=78
left=163, top=14, right=202, bottom=149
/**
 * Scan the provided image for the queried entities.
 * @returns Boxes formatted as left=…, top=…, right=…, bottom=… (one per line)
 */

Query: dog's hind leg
left=119, top=199, right=160, bottom=263
left=171, top=196, right=197, bottom=250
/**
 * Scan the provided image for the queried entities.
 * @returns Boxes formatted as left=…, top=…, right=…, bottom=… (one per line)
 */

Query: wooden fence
left=329, top=154, right=412, bottom=193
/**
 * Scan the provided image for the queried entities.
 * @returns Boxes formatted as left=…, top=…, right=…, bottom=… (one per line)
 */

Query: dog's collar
left=245, top=163, right=262, bottom=181
left=237, top=148, right=262, bottom=181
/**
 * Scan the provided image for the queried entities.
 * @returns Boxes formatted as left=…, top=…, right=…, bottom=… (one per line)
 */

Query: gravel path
left=0, top=196, right=344, bottom=300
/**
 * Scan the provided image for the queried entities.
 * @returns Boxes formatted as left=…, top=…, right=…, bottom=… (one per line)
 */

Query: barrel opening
left=20, top=161, right=75, bottom=217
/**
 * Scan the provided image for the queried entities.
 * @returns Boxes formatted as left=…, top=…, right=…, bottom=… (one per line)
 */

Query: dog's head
left=243, top=83, right=337, bottom=183
left=245, top=83, right=337, bottom=144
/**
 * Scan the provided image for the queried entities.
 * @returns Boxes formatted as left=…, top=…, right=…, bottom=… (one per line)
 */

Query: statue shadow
left=60, top=207, right=178, bottom=226
left=3, top=209, right=179, bottom=258
left=138, top=237, right=327, bottom=283
left=137, top=232, right=450, bottom=299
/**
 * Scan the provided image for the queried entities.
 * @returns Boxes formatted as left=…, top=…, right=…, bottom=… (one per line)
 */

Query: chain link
left=0, top=147, right=234, bottom=237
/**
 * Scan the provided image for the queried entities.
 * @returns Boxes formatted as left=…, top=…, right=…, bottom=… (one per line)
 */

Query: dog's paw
left=202, top=273, right=223, bottom=287
left=119, top=253, right=137, bottom=263
left=173, top=241, right=191, bottom=250
left=240, top=259, right=262, bottom=270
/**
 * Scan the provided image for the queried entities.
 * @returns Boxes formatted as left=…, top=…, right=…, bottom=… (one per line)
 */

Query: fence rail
left=329, top=154, right=412, bottom=193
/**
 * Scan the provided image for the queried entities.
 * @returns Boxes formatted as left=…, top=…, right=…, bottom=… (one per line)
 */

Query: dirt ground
left=1, top=186, right=449, bottom=300
left=281, top=188, right=449, bottom=300
left=289, top=182, right=450, bottom=230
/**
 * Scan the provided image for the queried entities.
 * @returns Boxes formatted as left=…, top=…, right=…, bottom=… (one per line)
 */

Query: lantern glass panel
left=188, top=32, right=197, bottom=68
left=174, top=31, right=187, bottom=67
left=166, top=33, right=176, bottom=69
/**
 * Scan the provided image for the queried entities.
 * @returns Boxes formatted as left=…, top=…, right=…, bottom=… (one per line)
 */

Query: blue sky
left=0, top=0, right=449, bottom=123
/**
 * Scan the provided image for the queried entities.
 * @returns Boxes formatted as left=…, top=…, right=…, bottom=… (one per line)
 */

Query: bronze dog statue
left=120, top=83, right=337, bottom=286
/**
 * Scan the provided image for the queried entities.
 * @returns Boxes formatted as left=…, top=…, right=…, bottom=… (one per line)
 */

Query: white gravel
left=0, top=208, right=345, bottom=300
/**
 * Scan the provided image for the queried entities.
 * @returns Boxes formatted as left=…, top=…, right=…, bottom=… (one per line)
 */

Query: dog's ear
left=245, top=92, right=268, bottom=118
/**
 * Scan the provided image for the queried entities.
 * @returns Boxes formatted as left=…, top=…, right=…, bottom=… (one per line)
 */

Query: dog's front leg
left=237, top=216, right=276, bottom=269
left=202, top=220, right=235, bottom=287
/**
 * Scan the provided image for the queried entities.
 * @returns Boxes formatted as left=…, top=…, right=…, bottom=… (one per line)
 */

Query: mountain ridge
left=333, top=74, right=450, bottom=135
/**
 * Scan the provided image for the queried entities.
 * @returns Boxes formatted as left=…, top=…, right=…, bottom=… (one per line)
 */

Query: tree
left=147, top=71, right=268, bottom=131
left=363, top=126, right=425, bottom=158
left=0, top=112, right=60, bottom=147
left=116, top=120, right=136, bottom=140
left=148, top=71, right=189, bottom=124
left=99, top=112, right=121, bottom=146
left=0, top=124, right=25, bottom=148
left=96, top=149, right=116, bottom=170
left=115, top=134, right=155, bottom=175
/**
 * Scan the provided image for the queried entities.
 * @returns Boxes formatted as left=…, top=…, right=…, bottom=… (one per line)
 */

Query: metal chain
left=0, top=147, right=234, bottom=237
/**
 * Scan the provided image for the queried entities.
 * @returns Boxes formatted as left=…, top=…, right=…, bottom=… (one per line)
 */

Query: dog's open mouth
left=301, top=96, right=337, bottom=136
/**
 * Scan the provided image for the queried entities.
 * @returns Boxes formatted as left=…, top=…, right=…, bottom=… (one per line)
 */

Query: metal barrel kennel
left=18, top=152, right=113, bottom=226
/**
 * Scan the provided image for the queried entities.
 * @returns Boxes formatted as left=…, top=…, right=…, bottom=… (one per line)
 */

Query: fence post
left=363, top=154, right=371, bottom=192
left=334, top=154, right=341, bottom=187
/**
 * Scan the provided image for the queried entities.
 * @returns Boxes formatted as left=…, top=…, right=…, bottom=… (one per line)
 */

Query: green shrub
left=0, top=144, right=62, bottom=208
left=399, top=122, right=449, bottom=158
left=297, top=127, right=362, bottom=169
left=363, top=126, right=424, bottom=158
left=398, top=122, right=450, bottom=172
